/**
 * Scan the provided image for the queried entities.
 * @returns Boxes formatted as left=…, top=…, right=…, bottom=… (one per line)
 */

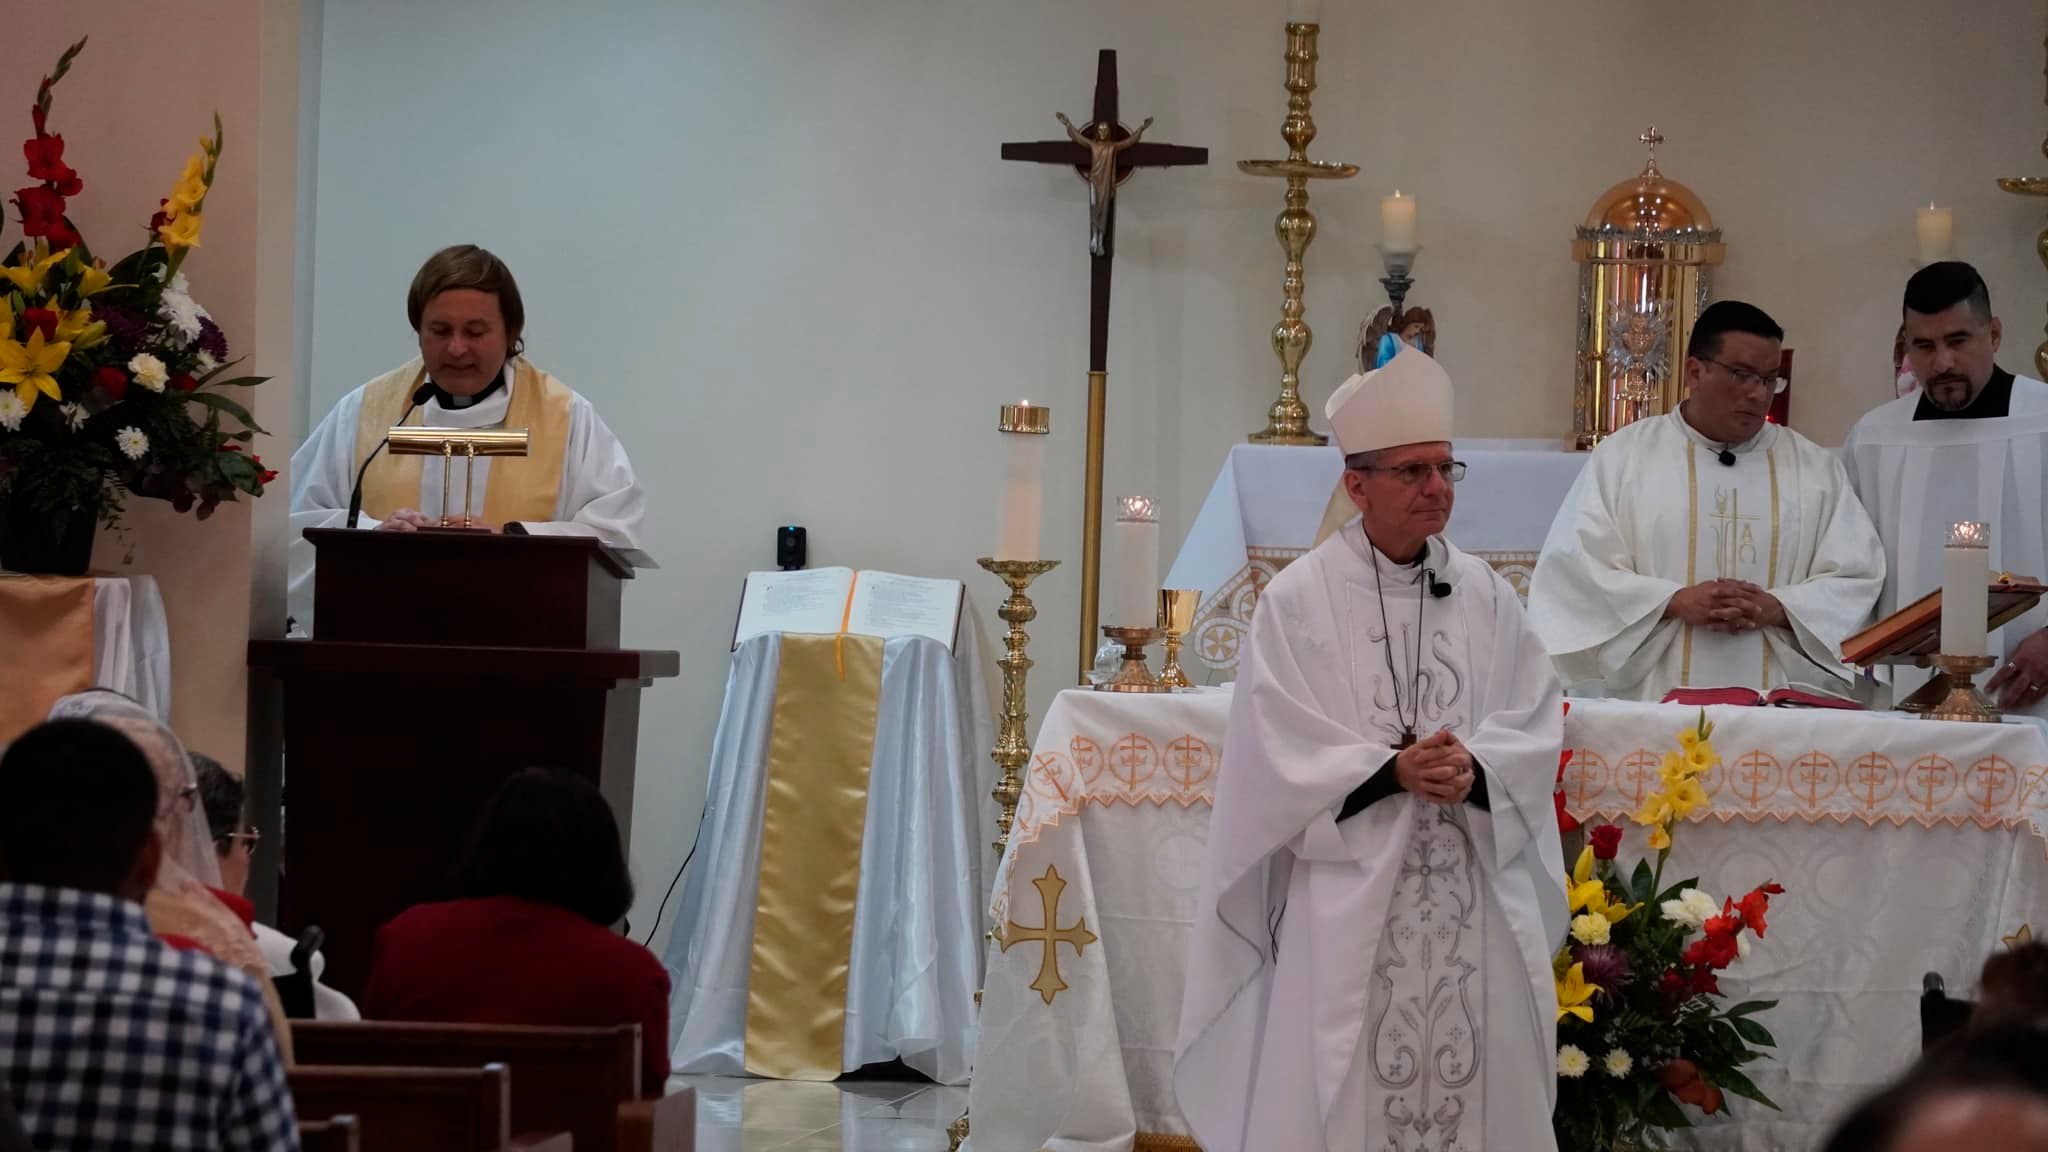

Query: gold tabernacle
left=385, top=426, right=531, bottom=529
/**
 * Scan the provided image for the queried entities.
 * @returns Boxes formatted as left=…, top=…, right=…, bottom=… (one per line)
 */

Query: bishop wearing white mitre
left=1176, top=344, right=1569, bottom=1152
left=288, top=245, right=643, bottom=632
left=1528, top=301, right=1885, bottom=700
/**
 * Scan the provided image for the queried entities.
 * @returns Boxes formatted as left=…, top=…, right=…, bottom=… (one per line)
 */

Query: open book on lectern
left=1840, top=576, right=2048, bottom=666
left=731, top=567, right=965, bottom=653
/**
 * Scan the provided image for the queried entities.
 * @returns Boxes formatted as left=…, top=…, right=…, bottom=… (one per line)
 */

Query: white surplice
left=1843, top=375, right=2048, bottom=717
left=1527, top=411, right=1885, bottom=701
left=286, top=359, right=645, bottom=634
left=1174, top=524, right=1568, bottom=1152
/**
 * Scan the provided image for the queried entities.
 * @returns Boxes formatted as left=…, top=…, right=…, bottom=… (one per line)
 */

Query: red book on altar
left=1660, top=686, right=1864, bottom=710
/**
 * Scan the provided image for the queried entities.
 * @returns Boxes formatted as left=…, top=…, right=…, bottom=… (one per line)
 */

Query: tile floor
left=671, top=1075, right=967, bottom=1151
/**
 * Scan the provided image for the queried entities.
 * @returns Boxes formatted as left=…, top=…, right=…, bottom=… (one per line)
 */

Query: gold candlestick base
left=1095, top=625, right=1169, bottom=693
left=978, top=558, right=1059, bottom=860
left=1899, top=654, right=2001, bottom=723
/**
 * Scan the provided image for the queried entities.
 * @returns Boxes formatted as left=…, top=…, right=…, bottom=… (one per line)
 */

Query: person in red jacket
left=363, top=768, right=671, bottom=1095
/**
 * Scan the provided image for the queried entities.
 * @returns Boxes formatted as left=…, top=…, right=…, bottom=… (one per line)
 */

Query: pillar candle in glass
left=1114, top=496, right=1160, bottom=627
left=1916, top=203, right=1954, bottom=267
left=1941, top=520, right=1989, bottom=656
left=994, top=402, right=1051, bottom=561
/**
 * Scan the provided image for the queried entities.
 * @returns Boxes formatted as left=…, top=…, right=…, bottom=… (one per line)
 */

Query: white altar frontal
left=1165, top=441, right=1586, bottom=678
left=969, top=689, right=2048, bottom=1152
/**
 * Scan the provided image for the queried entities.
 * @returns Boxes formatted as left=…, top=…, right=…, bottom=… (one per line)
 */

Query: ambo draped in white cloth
left=663, top=631, right=994, bottom=1084
left=1174, top=525, right=1569, bottom=1152
left=1843, top=375, right=2048, bottom=716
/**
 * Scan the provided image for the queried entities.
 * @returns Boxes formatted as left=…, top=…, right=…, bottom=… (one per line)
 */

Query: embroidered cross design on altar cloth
left=1002, top=864, right=1099, bottom=1006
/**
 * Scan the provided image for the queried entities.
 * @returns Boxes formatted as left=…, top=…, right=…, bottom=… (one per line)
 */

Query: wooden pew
left=294, top=1021, right=693, bottom=1152
left=298, top=1115, right=361, bottom=1152
left=287, top=1064, right=572, bottom=1151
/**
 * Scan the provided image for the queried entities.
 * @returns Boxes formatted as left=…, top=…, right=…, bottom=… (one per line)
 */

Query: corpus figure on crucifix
left=1055, top=112, right=1154, bottom=256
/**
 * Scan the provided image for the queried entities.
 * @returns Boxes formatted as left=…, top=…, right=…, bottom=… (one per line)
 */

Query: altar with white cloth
left=1164, top=441, right=1586, bottom=676
left=968, top=690, right=2048, bottom=1152
left=0, top=573, right=172, bottom=736
left=663, top=627, right=995, bottom=1086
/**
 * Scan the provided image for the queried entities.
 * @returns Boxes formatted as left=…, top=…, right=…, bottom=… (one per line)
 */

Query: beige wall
left=9, top=1, right=299, bottom=773
left=304, top=0, right=2048, bottom=945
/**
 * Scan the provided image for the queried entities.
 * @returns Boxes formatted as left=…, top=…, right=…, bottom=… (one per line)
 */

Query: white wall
left=10, top=1, right=300, bottom=774
left=306, top=0, right=2048, bottom=945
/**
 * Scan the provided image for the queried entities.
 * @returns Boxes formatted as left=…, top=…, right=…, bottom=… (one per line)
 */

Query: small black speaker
left=777, top=526, right=807, bottom=571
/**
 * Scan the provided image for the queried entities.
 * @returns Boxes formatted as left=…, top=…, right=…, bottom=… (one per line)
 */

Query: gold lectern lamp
left=385, top=426, right=530, bottom=530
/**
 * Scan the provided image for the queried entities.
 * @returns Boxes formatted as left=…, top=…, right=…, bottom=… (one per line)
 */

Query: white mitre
left=1324, top=341, right=1454, bottom=457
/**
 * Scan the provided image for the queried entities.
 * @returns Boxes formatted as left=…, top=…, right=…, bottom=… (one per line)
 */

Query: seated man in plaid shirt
left=0, top=718, right=298, bottom=1151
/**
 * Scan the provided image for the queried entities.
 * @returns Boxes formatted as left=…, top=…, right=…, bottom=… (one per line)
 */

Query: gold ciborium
left=1097, top=625, right=1168, bottom=693
left=1158, top=590, right=1200, bottom=689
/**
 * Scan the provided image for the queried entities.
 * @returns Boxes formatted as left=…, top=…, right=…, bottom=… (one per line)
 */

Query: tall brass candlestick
left=1241, top=21, right=1359, bottom=445
left=1997, top=31, right=2048, bottom=379
left=979, top=557, right=1059, bottom=859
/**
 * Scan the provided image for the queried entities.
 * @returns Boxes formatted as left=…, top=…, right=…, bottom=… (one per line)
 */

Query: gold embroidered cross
left=1002, top=864, right=1098, bottom=1005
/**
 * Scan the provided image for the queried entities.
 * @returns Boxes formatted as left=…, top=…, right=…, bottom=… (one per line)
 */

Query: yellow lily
left=0, top=329, right=73, bottom=409
left=1647, top=823, right=1672, bottom=852
left=1677, top=727, right=1701, bottom=752
left=53, top=305, right=105, bottom=351
left=2, top=247, right=72, bottom=298
left=159, top=211, right=204, bottom=250
left=1666, top=775, right=1709, bottom=820
left=1567, top=847, right=1606, bottom=914
left=1557, top=962, right=1598, bottom=1023
left=75, top=261, right=112, bottom=297
left=0, top=296, right=13, bottom=342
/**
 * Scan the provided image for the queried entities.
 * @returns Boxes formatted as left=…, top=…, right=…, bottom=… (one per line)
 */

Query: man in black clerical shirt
left=1907, top=262, right=2014, bottom=420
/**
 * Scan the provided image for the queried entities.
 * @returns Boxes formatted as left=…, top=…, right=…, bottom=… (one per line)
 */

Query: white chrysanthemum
left=59, top=402, right=87, bottom=431
left=1661, top=888, right=1720, bottom=930
left=159, top=290, right=203, bottom=342
left=114, top=426, right=148, bottom=460
left=1604, top=1049, right=1634, bottom=1078
left=193, top=350, right=218, bottom=376
left=1570, top=913, right=1611, bottom=947
left=1558, top=1045, right=1590, bottom=1079
left=0, top=393, right=25, bottom=432
left=128, top=353, right=169, bottom=392
left=1736, top=928, right=1753, bottom=960
left=166, top=271, right=190, bottom=294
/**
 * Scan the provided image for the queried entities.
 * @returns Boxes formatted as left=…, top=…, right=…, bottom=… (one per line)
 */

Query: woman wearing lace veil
left=44, top=690, right=294, bottom=1061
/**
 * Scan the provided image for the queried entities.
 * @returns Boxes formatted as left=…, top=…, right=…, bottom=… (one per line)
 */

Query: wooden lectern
left=247, top=530, right=678, bottom=995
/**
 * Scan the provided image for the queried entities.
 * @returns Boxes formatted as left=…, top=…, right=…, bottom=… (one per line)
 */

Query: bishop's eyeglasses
left=1353, top=461, right=1467, bottom=487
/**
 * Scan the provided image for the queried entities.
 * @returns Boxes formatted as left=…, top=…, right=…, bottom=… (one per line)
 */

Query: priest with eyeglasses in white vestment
left=287, top=245, right=644, bottom=634
left=1528, top=301, right=1886, bottom=701
left=1176, top=344, right=1569, bottom=1152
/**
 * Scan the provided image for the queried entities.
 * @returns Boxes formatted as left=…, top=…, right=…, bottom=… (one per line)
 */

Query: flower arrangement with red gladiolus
left=1552, top=709, right=1785, bottom=1151
left=0, top=38, right=271, bottom=566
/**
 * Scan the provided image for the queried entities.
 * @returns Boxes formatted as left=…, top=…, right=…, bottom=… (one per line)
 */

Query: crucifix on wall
left=1000, top=49, right=1208, bottom=680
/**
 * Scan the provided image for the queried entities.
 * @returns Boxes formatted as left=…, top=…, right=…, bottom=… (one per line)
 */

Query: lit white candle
left=1916, top=203, right=1954, bottom=267
left=1942, top=520, right=1989, bottom=657
left=995, top=402, right=1050, bottom=561
left=1115, top=496, right=1160, bottom=627
left=1381, top=190, right=1418, bottom=255
left=1287, top=0, right=1321, bottom=25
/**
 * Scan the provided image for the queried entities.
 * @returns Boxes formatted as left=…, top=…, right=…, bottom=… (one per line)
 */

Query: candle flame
left=1116, top=495, right=1158, bottom=523
left=1949, top=520, right=1989, bottom=548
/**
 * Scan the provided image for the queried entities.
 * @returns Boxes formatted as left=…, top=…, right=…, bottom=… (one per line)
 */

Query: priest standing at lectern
left=1176, top=344, right=1568, bottom=1152
left=287, top=246, right=644, bottom=633
left=1844, top=262, right=2048, bottom=714
left=1528, top=301, right=1885, bottom=700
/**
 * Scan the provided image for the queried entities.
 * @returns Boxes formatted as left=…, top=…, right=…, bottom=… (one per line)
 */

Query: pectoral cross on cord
left=1371, top=549, right=1426, bottom=751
